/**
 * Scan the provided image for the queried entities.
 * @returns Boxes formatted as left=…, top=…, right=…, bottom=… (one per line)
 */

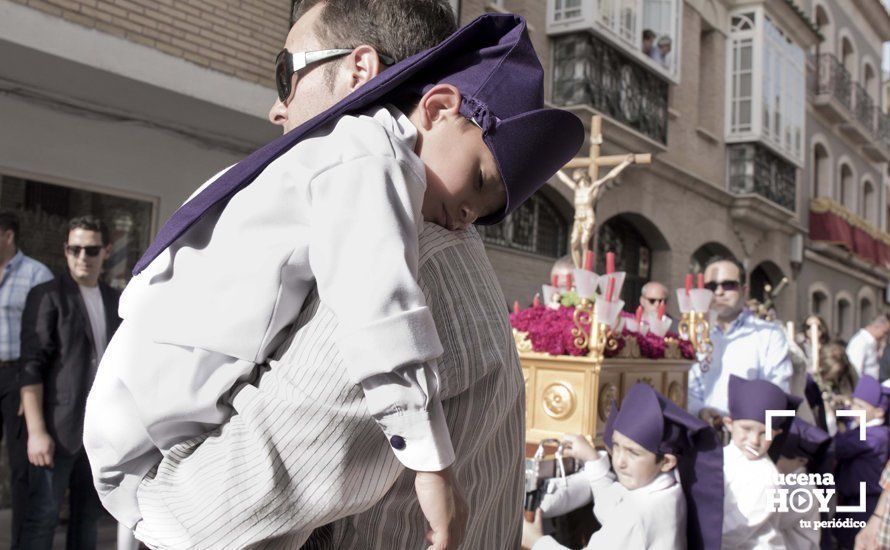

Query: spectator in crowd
left=847, top=314, right=890, bottom=381
left=0, top=210, right=52, bottom=549
left=19, top=216, right=121, bottom=549
left=811, top=341, right=859, bottom=435
left=855, top=460, right=890, bottom=550
left=642, top=29, right=657, bottom=58
left=637, top=281, right=677, bottom=331
left=687, top=256, right=792, bottom=430
left=656, top=36, right=672, bottom=67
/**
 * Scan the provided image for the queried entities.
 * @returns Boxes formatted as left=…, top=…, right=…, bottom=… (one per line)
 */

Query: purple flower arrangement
left=510, top=305, right=695, bottom=360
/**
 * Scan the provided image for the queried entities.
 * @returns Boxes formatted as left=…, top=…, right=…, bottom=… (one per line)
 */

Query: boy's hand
left=521, top=509, right=544, bottom=549
left=698, top=407, right=724, bottom=429
left=562, top=434, right=597, bottom=463
left=415, top=467, right=468, bottom=549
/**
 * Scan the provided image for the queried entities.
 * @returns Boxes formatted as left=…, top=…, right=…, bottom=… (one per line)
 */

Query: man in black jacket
left=19, top=216, right=121, bottom=549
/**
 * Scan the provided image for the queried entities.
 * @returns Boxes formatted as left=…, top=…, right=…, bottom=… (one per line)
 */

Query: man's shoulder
left=418, top=224, right=485, bottom=265
left=322, top=107, right=416, bottom=163
left=18, top=253, right=51, bottom=276
left=27, top=274, right=62, bottom=301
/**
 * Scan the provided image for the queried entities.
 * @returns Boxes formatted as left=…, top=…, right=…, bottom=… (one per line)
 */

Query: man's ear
left=342, top=45, right=385, bottom=92
left=417, top=84, right=462, bottom=131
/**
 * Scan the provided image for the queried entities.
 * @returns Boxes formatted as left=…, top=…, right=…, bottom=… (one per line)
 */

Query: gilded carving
left=543, top=382, right=576, bottom=420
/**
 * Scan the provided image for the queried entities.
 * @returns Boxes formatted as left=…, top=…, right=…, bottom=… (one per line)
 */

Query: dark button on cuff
left=390, top=435, right=406, bottom=451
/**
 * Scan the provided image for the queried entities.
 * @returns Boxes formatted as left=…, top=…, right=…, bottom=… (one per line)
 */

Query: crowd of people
left=521, top=256, right=890, bottom=549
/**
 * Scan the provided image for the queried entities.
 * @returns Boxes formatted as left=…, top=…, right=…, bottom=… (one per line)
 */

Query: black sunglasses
left=274, top=48, right=396, bottom=103
left=643, top=297, right=667, bottom=305
left=704, top=280, right=741, bottom=292
left=65, top=245, right=103, bottom=257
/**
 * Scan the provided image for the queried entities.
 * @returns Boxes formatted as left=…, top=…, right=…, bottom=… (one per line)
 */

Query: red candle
left=605, top=277, right=616, bottom=302
left=697, top=273, right=704, bottom=289
left=583, top=250, right=594, bottom=271
left=658, top=303, right=666, bottom=319
left=513, top=300, right=520, bottom=314
left=566, top=273, right=573, bottom=290
left=606, top=252, right=615, bottom=274
left=684, top=274, right=693, bottom=295
left=552, top=274, right=558, bottom=288
left=635, top=305, right=643, bottom=324
left=533, top=293, right=541, bottom=308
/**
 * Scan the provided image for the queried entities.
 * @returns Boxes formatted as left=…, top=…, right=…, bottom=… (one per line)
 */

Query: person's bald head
left=639, top=281, right=669, bottom=316
left=867, top=314, right=890, bottom=340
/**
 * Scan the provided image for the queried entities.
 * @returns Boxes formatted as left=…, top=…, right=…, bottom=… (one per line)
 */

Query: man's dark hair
left=703, top=255, right=746, bottom=285
left=642, top=29, right=656, bottom=41
left=0, top=210, right=19, bottom=245
left=291, top=0, right=457, bottom=88
left=67, top=215, right=110, bottom=246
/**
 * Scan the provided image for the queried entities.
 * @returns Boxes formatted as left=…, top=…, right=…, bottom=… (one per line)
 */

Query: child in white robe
left=721, top=374, right=802, bottom=549
left=521, top=382, right=724, bottom=550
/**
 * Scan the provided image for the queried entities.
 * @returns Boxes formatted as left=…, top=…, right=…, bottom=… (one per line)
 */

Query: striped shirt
left=878, top=462, right=890, bottom=548
left=134, top=223, right=524, bottom=549
left=0, top=250, right=52, bottom=361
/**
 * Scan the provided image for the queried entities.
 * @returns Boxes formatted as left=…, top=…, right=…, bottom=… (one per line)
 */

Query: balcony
left=552, top=33, right=668, bottom=144
left=728, top=143, right=796, bottom=212
left=811, top=53, right=852, bottom=124
left=810, top=54, right=890, bottom=161
left=809, top=197, right=890, bottom=270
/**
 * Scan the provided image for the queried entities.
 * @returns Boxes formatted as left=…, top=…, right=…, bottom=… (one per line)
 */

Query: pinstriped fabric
left=133, top=224, right=524, bottom=549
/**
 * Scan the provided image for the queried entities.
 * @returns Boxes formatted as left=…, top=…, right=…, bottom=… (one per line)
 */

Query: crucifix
left=555, top=115, right=652, bottom=268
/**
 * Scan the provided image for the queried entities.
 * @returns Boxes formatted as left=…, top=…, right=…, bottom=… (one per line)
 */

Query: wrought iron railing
left=813, top=53, right=852, bottom=111
left=551, top=33, right=669, bottom=144
left=878, top=112, right=890, bottom=149
left=854, top=83, right=876, bottom=133
left=728, top=143, right=796, bottom=211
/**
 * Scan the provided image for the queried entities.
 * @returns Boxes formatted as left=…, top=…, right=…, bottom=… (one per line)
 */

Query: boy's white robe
left=776, top=467, right=821, bottom=550
left=534, top=451, right=686, bottom=550
left=83, top=106, right=452, bottom=528
left=722, top=442, right=787, bottom=549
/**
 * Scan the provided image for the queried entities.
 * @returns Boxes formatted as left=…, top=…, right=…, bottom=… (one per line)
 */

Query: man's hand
left=698, top=407, right=724, bottom=430
left=521, top=509, right=544, bottom=550
left=27, top=430, right=54, bottom=468
left=414, top=467, right=468, bottom=549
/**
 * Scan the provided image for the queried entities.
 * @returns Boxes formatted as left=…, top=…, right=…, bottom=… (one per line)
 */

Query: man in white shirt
left=847, top=314, right=890, bottom=381
left=688, top=257, right=793, bottom=429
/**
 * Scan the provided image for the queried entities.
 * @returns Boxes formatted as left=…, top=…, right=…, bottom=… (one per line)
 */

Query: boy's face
left=411, top=85, right=507, bottom=231
left=610, top=430, right=675, bottom=490
left=852, top=397, right=885, bottom=423
left=724, top=417, right=780, bottom=460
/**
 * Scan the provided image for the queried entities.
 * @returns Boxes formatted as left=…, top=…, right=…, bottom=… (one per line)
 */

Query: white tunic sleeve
left=308, top=154, right=452, bottom=471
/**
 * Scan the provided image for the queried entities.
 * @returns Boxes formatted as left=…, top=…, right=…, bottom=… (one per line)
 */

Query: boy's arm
left=307, top=154, right=453, bottom=471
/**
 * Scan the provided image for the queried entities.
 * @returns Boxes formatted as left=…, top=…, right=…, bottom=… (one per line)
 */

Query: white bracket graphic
left=836, top=482, right=868, bottom=513
left=765, top=410, right=796, bottom=440
left=836, top=409, right=868, bottom=441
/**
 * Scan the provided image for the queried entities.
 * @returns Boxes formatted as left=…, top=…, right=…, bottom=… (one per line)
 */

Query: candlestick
left=635, top=305, right=643, bottom=324
left=606, top=252, right=615, bottom=274
left=697, top=273, right=704, bottom=289
left=551, top=274, right=558, bottom=288
left=583, top=250, right=594, bottom=271
left=533, top=293, right=540, bottom=308
left=657, top=303, right=666, bottom=319
left=684, top=274, right=692, bottom=295
left=605, top=278, right=616, bottom=302
left=513, top=300, right=520, bottom=314
left=566, top=273, right=573, bottom=290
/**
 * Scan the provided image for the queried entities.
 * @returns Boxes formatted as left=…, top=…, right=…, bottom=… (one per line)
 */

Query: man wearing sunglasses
left=18, top=216, right=121, bottom=549
left=687, top=256, right=792, bottom=431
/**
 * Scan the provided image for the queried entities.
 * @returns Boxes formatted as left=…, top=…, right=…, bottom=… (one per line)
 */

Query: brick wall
left=11, top=0, right=290, bottom=86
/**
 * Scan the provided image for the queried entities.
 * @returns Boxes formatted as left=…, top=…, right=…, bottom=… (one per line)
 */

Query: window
left=596, top=216, right=652, bottom=311
left=727, top=9, right=806, bottom=165
left=837, top=298, right=852, bottom=339
left=697, top=27, right=720, bottom=133
left=839, top=163, right=854, bottom=209
left=0, top=174, right=155, bottom=290
left=812, top=143, right=829, bottom=198
left=811, top=290, right=827, bottom=316
left=860, top=297, right=874, bottom=328
left=554, top=0, right=583, bottom=22
left=477, top=194, right=569, bottom=258
left=548, top=0, right=681, bottom=79
left=862, top=180, right=876, bottom=223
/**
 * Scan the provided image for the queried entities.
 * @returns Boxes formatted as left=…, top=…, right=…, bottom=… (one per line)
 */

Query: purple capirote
left=133, top=13, right=584, bottom=275
left=602, top=382, right=724, bottom=550
left=727, top=374, right=802, bottom=427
